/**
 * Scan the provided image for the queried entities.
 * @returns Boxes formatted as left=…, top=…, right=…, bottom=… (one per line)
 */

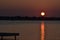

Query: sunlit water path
left=41, top=21, right=45, bottom=40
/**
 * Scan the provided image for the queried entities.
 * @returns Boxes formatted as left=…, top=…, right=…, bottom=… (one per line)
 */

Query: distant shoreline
left=0, top=16, right=60, bottom=21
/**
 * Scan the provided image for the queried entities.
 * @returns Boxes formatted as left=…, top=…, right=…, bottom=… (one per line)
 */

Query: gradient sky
left=0, top=0, right=60, bottom=17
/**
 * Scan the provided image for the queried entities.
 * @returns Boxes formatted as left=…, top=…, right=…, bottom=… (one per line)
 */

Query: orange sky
left=0, top=0, right=60, bottom=17
left=0, top=0, right=60, bottom=9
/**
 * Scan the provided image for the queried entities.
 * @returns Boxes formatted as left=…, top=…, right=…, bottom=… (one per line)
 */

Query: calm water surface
left=0, top=20, right=60, bottom=40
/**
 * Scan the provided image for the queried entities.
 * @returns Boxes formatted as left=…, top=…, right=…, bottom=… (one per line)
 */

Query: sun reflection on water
left=41, top=21, right=45, bottom=40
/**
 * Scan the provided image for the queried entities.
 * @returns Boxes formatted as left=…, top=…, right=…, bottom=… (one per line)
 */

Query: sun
left=41, top=12, right=45, bottom=16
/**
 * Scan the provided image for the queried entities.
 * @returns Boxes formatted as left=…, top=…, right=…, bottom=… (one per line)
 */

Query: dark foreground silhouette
left=0, top=33, right=19, bottom=40
left=0, top=38, right=19, bottom=40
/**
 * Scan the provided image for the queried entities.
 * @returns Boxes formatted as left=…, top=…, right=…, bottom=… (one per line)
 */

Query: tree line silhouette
left=0, top=16, right=60, bottom=20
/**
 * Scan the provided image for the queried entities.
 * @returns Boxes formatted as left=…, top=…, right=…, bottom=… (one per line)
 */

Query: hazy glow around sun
left=41, top=12, right=45, bottom=16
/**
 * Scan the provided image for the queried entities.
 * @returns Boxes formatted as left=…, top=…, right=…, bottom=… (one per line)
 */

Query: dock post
left=15, top=36, right=16, bottom=40
left=1, top=36, right=3, bottom=40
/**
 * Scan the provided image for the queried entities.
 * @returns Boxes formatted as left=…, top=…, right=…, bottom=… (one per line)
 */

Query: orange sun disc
left=41, top=12, right=45, bottom=16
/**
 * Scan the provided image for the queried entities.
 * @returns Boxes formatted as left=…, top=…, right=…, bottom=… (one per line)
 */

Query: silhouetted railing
left=0, top=33, right=19, bottom=40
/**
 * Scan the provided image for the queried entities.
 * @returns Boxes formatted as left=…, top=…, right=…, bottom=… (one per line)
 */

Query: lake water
left=0, top=20, right=60, bottom=40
